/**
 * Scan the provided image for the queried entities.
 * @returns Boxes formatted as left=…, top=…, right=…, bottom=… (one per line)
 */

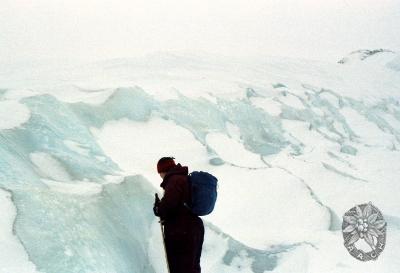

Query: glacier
left=0, top=51, right=400, bottom=272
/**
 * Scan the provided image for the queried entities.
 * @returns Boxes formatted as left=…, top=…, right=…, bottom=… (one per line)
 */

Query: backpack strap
left=182, top=174, right=193, bottom=212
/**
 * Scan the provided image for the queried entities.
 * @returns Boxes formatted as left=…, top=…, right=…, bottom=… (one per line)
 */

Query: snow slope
left=0, top=51, right=399, bottom=272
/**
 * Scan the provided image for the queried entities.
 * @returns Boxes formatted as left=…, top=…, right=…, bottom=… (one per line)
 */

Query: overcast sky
left=1, top=0, right=399, bottom=63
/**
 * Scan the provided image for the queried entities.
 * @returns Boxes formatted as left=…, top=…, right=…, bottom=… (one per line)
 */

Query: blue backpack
left=184, top=171, right=218, bottom=216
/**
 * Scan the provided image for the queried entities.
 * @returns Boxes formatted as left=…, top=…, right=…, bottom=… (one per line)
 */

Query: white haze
left=1, top=0, right=399, bottom=63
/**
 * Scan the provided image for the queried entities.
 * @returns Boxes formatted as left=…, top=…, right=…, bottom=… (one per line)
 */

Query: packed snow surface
left=0, top=51, right=399, bottom=272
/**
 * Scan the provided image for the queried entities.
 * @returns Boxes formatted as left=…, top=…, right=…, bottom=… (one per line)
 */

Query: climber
left=153, top=157, right=204, bottom=273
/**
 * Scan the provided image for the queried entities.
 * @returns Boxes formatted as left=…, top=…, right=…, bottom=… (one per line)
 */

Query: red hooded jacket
left=157, top=163, right=202, bottom=235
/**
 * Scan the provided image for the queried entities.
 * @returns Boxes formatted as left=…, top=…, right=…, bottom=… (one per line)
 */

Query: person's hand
left=153, top=193, right=160, bottom=216
left=155, top=193, right=160, bottom=203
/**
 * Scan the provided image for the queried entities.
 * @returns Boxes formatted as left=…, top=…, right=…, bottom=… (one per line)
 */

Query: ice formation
left=0, top=51, right=399, bottom=272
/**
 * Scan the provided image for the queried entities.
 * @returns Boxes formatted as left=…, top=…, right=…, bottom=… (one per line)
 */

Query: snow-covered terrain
left=0, top=51, right=399, bottom=273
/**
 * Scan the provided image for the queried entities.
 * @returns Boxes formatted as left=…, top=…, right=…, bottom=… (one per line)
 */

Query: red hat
left=157, top=157, right=176, bottom=173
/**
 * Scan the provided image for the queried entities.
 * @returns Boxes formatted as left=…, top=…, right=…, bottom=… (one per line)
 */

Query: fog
left=1, top=0, right=399, bottom=63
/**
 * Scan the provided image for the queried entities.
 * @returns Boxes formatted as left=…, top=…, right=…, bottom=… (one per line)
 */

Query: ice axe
left=155, top=193, right=171, bottom=273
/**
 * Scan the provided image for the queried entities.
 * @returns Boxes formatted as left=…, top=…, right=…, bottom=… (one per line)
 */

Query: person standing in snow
left=153, top=157, right=204, bottom=273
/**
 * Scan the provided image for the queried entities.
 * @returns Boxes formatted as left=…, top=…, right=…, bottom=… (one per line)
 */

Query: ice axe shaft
left=156, top=193, right=171, bottom=273
left=160, top=220, right=171, bottom=273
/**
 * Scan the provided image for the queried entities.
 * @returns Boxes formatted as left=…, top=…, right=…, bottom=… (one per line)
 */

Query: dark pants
left=164, top=223, right=204, bottom=273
